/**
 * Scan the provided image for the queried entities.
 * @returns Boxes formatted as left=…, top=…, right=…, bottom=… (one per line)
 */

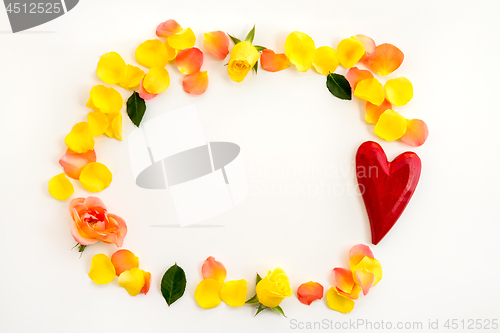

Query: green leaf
left=245, top=294, right=260, bottom=304
left=252, top=61, right=258, bottom=74
left=254, top=303, right=267, bottom=316
left=254, top=45, right=266, bottom=52
left=228, top=34, right=241, bottom=45
left=326, top=73, right=352, bottom=100
left=126, top=92, right=147, bottom=127
left=271, top=305, right=287, bottom=317
left=161, top=263, right=187, bottom=306
left=255, top=273, right=262, bottom=286
left=244, top=25, right=256, bottom=43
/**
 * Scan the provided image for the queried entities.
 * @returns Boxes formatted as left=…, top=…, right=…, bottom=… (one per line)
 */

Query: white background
left=1, top=0, right=499, bottom=332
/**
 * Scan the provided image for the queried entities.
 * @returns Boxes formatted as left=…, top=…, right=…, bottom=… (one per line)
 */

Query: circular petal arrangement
left=47, top=19, right=431, bottom=316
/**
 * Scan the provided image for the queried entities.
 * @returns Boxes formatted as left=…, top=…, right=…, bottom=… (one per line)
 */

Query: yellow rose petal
left=285, top=31, right=316, bottom=72
left=374, top=109, right=407, bottom=141
left=135, top=39, right=169, bottom=68
left=352, top=256, right=383, bottom=287
left=86, top=85, right=123, bottom=114
left=64, top=122, right=95, bottom=153
left=227, top=41, right=259, bottom=82
left=87, top=112, right=109, bottom=136
left=354, top=78, right=385, bottom=106
left=384, top=77, right=413, bottom=106
left=88, top=253, right=116, bottom=285
left=164, top=41, right=178, bottom=61
left=119, top=65, right=145, bottom=90
left=312, top=46, right=339, bottom=75
left=118, top=268, right=145, bottom=296
left=79, top=162, right=112, bottom=192
left=194, top=279, right=223, bottom=309
left=96, top=52, right=126, bottom=84
left=143, top=67, right=170, bottom=94
left=105, top=113, right=122, bottom=140
left=220, top=279, right=247, bottom=307
left=326, top=287, right=355, bottom=313
left=168, top=28, right=196, bottom=50
left=48, top=173, right=74, bottom=200
left=337, top=37, right=365, bottom=68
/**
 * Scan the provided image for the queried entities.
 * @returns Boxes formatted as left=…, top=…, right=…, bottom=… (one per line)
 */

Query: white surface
left=1, top=0, right=499, bottom=332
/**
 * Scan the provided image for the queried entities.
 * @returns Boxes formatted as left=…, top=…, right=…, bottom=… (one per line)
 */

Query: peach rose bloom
left=69, top=197, right=127, bottom=247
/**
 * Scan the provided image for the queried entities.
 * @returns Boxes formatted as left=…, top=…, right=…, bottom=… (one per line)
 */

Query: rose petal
left=337, top=37, right=365, bottom=68
left=374, top=109, right=407, bottom=141
left=365, top=99, right=392, bottom=124
left=79, top=162, right=112, bottom=192
left=183, top=71, right=208, bottom=95
left=48, top=173, right=74, bottom=200
left=139, top=78, right=157, bottom=100
left=349, top=244, right=375, bottom=270
left=135, top=39, right=169, bottom=68
left=59, top=151, right=92, bottom=179
left=67, top=149, right=96, bottom=163
left=143, top=67, right=170, bottom=94
left=106, top=213, right=127, bottom=247
left=384, top=77, right=413, bottom=106
left=401, top=119, right=429, bottom=146
left=175, top=47, right=203, bottom=74
left=312, top=46, right=339, bottom=75
left=260, top=49, right=290, bottom=72
left=65, top=122, right=95, bottom=154
left=156, top=19, right=182, bottom=37
left=105, top=113, right=122, bottom=140
left=111, top=249, right=139, bottom=276
left=227, top=41, right=259, bottom=82
left=119, top=65, right=145, bottom=90
left=118, top=268, right=146, bottom=296
left=352, top=256, right=383, bottom=287
left=368, top=43, right=404, bottom=76
left=194, top=279, right=223, bottom=309
left=346, top=67, right=374, bottom=91
left=332, top=267, right=355, bottom=294
left=297, top=281, right=324, bottom=305
left=202, top=256, right=227, bottom=283
left=88, top=253, right=116, bottom=285
left=87, top=112, right=109, bottom=137
left=354, top=78, right=385, bottom=106
left=220, top=279, right=247, bottom=307
left=285, top=31, right=316, bottom=72
left=86, top=85, right=123, bottom=114
left=203, top=31, right=229, bottom=60
left=352, top=34, right=376, bottom=62
left=168, top=28, right=196, bottom=50
left=326, top=286, right=355, bottom=314
left=96, top=52, right=126, bottom=84
left=163, top=41, right=178, bottom=61
left=140, top=271, right=151, bottom=295
left=354, top=269, right=375, bottom=296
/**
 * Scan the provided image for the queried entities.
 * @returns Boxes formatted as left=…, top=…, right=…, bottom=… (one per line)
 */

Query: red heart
left=356, top=141, right=421, bottom=245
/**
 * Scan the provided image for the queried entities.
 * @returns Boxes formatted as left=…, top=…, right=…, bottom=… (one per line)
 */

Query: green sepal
left=228, top=34, right=241, bottom=45
left=255, top=273, right=262, bottom=285
left=252, top=61, right=259, bottom=74
left=245, top=294, right=259, bottom=304
left=244, top=25, right=256, bottom=43
left=254, top=45, right=266, bottom=52
left=271, top=305, right=286, bottom=317
left=254, top=303, right=267, bottom=316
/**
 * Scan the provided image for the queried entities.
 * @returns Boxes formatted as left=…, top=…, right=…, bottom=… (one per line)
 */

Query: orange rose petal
left=201, top=256, right=227, bottom=283
left=139, top=79, right=157, bottom=100
left=401, top=119, right=429, bottom=146
left=368, top=43, right=404, bottom=76
left=354, top=269, right=375, bottom=296
left=59, top=151, right=93, bottom=179
left=346, top=67, right=374, bottom=91
left=156, top=19, right=182, bottom=37
left=175, top=47, right=203, bottom=74
left=354, top=78, right=385, bottom=106
left=332, top=267, right=355, bottom=294
left=297, top=281, right=324, bottom=305
left=111, top=249, right=140, bottom=276
left=365, top=99, right=392, bottom=124
left=260, top=49, right=290, bottom=72
left=141, top=271, right=151, bottom=295
left=203, top=31, right=229, bottom=60
left=67, top=148, right=96, bottom=163
left=337, top=37, right=365, bottom=68
left=353, top=34, right=376, bottom=62
left=349, top=244, right=375, bottom=270
left=183, top=71, right=208, bottom=95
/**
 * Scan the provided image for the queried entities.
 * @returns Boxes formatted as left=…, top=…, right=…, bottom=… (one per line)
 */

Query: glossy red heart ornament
left=356, top=141, right=421, bottom=245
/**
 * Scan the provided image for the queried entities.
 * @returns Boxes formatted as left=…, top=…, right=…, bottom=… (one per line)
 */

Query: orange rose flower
left=69, top=197, right=127, bottom=249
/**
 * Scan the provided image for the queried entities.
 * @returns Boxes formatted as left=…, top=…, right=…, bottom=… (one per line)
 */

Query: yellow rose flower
left=255, top=267, right=293, bottom=307
left=227, top=41, right=259, bottom=83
